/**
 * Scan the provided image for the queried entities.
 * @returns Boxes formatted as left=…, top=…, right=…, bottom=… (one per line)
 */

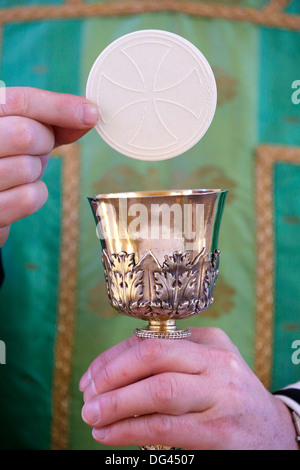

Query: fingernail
left=82, top=397, right=100, bottom=425
left=92, top=427, right=108, bottom=442
left=79, top=103, right=99, bottom=126
left=38, top=154, right=50, bottom=179
left=83, top=379, right=97, bottom=403
left=79, top=368, right=91, bottom=391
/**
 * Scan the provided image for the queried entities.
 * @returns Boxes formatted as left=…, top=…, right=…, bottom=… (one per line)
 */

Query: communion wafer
left=86, top=30, right=217, bottom=161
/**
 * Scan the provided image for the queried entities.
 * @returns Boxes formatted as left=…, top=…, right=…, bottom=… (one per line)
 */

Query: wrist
left=271, top=396, right=299, bottom=450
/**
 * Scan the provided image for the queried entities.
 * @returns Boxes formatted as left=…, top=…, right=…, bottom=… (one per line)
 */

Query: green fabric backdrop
left=0, top=0, right=299, bottom=450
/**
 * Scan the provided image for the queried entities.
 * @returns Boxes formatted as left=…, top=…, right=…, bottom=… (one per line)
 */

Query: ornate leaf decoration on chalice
left=102, top=248, right=220, bottom=320
left=153, top=251, right=202, bottom=316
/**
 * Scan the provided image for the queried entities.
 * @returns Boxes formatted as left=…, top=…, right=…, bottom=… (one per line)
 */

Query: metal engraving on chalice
left=102, top=248, right=220, bottom=322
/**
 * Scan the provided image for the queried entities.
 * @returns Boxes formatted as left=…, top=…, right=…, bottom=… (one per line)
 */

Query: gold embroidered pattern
left=0, top=0, right=299, bottom=31
left=51, top=144, right=80, bottom=450
left=255, top=145, right=300, bottom=389
left=263, top=0, right=291, bottom=12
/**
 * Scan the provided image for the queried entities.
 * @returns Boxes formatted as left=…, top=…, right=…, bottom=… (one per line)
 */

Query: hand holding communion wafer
left=0, top=87, right=98, bottom=247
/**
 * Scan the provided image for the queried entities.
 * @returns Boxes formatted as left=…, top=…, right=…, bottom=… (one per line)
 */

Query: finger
left=91, top=412, right=217, bottom=450
left=188, top=327, right=240, bottom=353
left=39, top=154, right=50, bottom=178
left=83, top=327, right=239, bottom=398
left=0, top=117, right=55, bottom=158
left=83, top=338, right=209, bottom=402
left=0, top=155, right=42, bottom=191
left=79, top=335, right=142, bottom=392
left=0, top=180, right=48, bottom=227
left=0, top=87, right=99, bottom=130
left=82, top=372, right=213, bottom=429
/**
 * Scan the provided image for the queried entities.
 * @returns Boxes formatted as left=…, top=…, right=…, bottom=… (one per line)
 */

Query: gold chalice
left=89, top=189, right=227, bottom=339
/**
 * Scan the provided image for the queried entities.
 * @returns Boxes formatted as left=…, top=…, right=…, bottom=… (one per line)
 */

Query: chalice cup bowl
left=88, top=189, right=227, bottom=450
left=88, top=189, right=228, bottom=339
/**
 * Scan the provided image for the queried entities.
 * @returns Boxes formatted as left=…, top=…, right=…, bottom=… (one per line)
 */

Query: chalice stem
left=134, top=319, right=191, bottom=339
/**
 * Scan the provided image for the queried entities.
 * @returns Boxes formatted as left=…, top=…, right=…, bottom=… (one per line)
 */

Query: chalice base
left=134, top=319, right=191, bottom=339
left=140, top=445, right=178, bottom=450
